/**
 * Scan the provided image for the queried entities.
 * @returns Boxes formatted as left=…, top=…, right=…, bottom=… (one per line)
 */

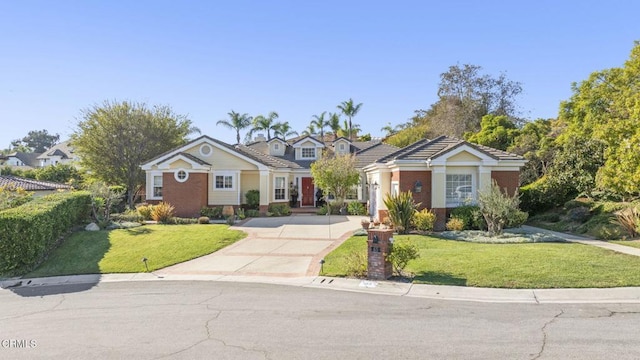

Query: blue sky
left=0, top=1, right=638, bottom=148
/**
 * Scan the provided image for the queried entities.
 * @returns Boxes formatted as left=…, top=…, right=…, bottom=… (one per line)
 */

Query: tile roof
left=5, top=152, right=42, bottom=167
left=157, top=152, right=211, bottom=166
left=37, top=140, right=74, bottom=160
left=0, top=175, right=73, bottom=191
left=376, top=136, right=525, bottom=163
left=354, top=142, right=399, bottom=168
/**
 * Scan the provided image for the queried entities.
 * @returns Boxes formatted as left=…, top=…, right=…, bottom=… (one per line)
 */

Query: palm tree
left=381, top=122, right=403, bottom=137
left=310, top=111, right=328, bottom=140
left=336, top=98, right=363, bottom=140
left=328, top=112, right=341, bottom=139
left=250, top=111, right=279, bottom=140
left=273, top=122, right=299, bottom=141
left=301, top=124, right=316, bottom=137
left=217, top=110, right=252, bottom=144
left=337, top=120, right=361, bottom=139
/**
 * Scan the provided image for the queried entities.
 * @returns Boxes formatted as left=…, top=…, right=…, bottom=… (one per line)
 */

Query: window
left=274, top=143, right=279, bottom=150
left=446, top=174, right=473, bottom=205
left=339, top=144, right=345, bottom=151
left=199, top=144, right=212, bottom=157
left=215, top=175, right=234, bottom=190
left=153, top=175, right=163, bottom=197
left=275, top=176, right=286, bottom=200
left=346, top=186, right=358, bottom=200
left=301, top=147, right=315, bottom=158
left=174, top=169, right=188, bottom=183
left=391, top=182, right=399, bottom=197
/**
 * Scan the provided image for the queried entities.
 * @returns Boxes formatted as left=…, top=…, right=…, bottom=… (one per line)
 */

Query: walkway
left=521, top=225, right=640, bottom=257
left=157, top=214, right=365, bottom=278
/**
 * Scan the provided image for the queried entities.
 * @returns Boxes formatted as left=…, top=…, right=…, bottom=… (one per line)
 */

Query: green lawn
left=26, top=225, right=245, bottom=277
left=610, top=240, right=640, bottom=250
left=324, top=235, right=640, bottom=288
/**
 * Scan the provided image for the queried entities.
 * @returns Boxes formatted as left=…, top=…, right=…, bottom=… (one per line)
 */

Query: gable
left=446, top=151, right=482, bottom=162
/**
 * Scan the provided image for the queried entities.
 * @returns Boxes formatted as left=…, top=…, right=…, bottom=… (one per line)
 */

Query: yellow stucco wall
left=447, top=151, right=481, bottom=162
left=208, top=172, right=240, bottom=205
left=240, top=172, right=260, bottom=203
left=184, top=143, right=258, bottom=170
left=164, top=159, right=192, bottom=169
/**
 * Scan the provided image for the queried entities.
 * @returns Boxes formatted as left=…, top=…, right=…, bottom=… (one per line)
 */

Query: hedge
left=0, top=191, right=91, bottom=275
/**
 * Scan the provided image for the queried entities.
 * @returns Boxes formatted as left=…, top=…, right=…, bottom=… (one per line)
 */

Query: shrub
left=0, top=185, right=33, bottom=211
left=520, top=176, right=572, bottom=215
left=383, top=191, right=420, bottom=234
left=245, top=190, right=260, bottom=209
left=478, top=181, right=527, bottom=236
left=506, top=210, right=528, bottom=228
left=246, top=209, right=260, bottom=217
left=200, top=206, right=222, bottom=219
left=564, top=198, right=594, bottom=210
left=236, top=208, right=246, bottom=220
left=596, top=223, right=626, bottom=240
left=345, top=250, right=367, bottom=278
left=137, top=204, right=154, bottom=220
left=616, top=207, right=640, bottom=238
left=268, top=203, right=291, bottom=216
left=226, top=215, right=235, bottom=225
left=533, top=213, right=561, bottom=223
left=412, top=209, right=436, bottom=232
left=111, top=210, right=143, bottom=223
left=446, top=217, right=465, bottom=231
left=171, top=217, right=197, bottom=225
left=316, top=206, right=328, bottom=215
left=198, top=216, right=210, bottom=224
left=151, top=202, right=175, bottom=223
left=567, top=207, right=591, bottom=223
left=450, top=205, right=484, bottom=230
left=387, top=240, right=420, bottom=276
left=347, top=202, right=367, bottom=216
left=88, top=182, right=124, bottom=227
left=0, top=191, right=91, bottom=275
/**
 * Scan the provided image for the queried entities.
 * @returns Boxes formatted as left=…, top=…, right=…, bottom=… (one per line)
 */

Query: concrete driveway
left=158, top=215, right=365, bottom=278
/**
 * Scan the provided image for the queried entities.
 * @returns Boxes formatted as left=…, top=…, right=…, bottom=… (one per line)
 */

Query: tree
left=381, top=122, right=405, bottom=137
left=11, top=129, right=60, bottom=153
left=310, top=111, right=328, bottom=140
left=558, top=41, right=640, bottom=198
left=301, top=124, right=316, bottom=137
left=250, top=111, right=279, bottom=140
left=464, top=115, right=519, bottom=151
left=272, top=122, right=298, bottom=140
left=217, top=110, right=252, bottom=144
left=508, top=118, right=561, bottom=185
left=547, top=136, right=605, bottom=198
left=327, top=112, right=342, bottom=139
left=337, top=120, right=361, bottom=139
left=478, top=181, right=527, bottom=236
left=35, top=163, right=83, bottom=186
left=72, top=100, right=197, bottom=208
left=337, top=98, right=363, bottom=140
left=310, top=154, right=360, bottom=208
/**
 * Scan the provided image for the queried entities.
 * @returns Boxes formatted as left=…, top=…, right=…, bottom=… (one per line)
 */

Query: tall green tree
left=310, top=111, right=328, bottom=140
left=464, top=115, right=519, bottom=151
left=310, top=154, right=360, bottom=208
left=337, top=98, right=363, bottom=140
left=508, top=118, right=561, bottom=185
left=272, top=122, right=298, bottom=140
left=558, top=41, right=640, bottom=198
left=11, top=129, right=60, bottom=153
left=327, top=112, right=342, bottom=139
left=250, top=111, right=279, bottom=140
left=217, top=110, right=252, bottom=144
left=72, top=100, right=198, bottom=208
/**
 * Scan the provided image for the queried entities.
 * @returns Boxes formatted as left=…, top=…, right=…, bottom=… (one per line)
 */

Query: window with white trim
left=274, top=143, right=279, bottom=150
left=153, top=175, right=163, bottom=197
left=215, top=174, right=234, bottom=190
left=275, top=176, right=286, bottom=200
left=391, top=182, right=399, bottom=197
left=446, top=174, right=473, bottom=206
left=174, top=170, right=188, bottom=183
left=301, top=147, right=315, bottom=158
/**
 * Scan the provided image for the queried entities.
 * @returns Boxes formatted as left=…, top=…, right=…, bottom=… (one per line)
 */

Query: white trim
left=199, top=144, right=213, bottom=157
left=292, top=136, right=325, bottom=148
left=157, top=154, right=211, bottom=170
left=148, top=171, right=163, bottom=200
left=213, top=171, right=236, bottom=191
left=273, top=174, right=288, bottom=202
left=174, top=169, right=189, bottom=183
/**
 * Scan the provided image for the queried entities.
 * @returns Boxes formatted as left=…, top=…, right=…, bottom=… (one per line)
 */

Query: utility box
left=367, top=229, right=394, bottom=280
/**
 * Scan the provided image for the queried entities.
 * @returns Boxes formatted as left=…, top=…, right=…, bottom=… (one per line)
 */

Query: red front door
left=301, top=177, right=314, bottom=206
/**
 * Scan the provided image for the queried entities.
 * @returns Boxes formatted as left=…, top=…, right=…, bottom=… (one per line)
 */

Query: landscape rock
left=85, top=222, right=100, bottom=231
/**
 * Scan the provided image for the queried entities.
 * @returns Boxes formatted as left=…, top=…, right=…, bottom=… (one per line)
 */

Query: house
left=0, top=152, right=42, bottom=171
left=140, top=135, right=397, bottom=217
left=363, top=136, right=526, bottom=230
left=37, top=140, right=78, bottom=167
left=0, top=175, right=73, bottom=197
left=140, top=134, right=526, bottom=228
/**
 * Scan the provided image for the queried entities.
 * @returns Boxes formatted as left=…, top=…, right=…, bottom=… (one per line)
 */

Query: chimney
left=254, top=134, right=267, bottom=142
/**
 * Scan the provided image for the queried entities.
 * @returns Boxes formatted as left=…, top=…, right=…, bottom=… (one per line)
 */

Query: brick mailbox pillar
left=367, top=229, right=394, bottom=280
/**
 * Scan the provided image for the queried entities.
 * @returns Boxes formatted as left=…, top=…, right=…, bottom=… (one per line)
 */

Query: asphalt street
left=2, top=281, right=640, bottom=359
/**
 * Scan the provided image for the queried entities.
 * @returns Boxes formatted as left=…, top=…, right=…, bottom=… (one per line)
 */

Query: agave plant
left=383, top=191, right=420, bottom=234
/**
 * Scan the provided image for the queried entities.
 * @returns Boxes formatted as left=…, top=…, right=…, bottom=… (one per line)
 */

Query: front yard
left=323, top=234, right=640, bottom=288
left=26, top=225, right=245, bottom=278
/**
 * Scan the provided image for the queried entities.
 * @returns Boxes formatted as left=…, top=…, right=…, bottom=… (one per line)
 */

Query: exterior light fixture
left=414, top=180, right=423, bottom=193
left=426, top=158, right=432, bottom=168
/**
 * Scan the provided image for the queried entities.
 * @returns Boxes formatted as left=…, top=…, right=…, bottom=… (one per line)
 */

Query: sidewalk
left=3, top=273, right=640, bottom=304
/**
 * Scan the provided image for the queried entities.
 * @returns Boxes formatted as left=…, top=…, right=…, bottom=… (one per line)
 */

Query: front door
left=301, top=177, right=314, bottom=206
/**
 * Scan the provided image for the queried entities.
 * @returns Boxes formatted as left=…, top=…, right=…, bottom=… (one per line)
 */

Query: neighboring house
left=0, top=151, right=42, bottom=171
left=140, top=135, right=397, bottom=217
left=364, top=135, right=526, bottom=230
left=37, top=140, right=78, bottom=167
left=0, top=175, right=73, bottom=197
left=140, top=134, right=526, bottom=229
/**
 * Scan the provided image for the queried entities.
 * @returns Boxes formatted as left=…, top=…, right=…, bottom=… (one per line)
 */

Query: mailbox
left=366, top=229, right=394, bottom=280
